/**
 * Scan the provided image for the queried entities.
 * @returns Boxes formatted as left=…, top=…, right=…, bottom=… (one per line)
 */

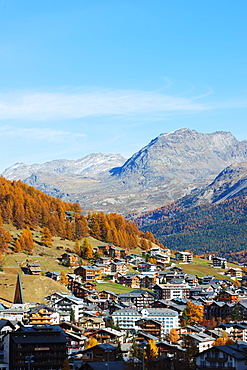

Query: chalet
left=139, top=274, right=158, bottom=289
left=216, top=290, right=238, bottom=303
left=61, top=252, right=79, bottom=267
left=93, top=263, right=111, bottom=274
left=28, top=304, right=59, bottom=326
left=134, top=331, right=159, bottom=344
left=96, top=256, right=112, bottom=265
left=199, top=275, right=215, bottom=284
left=74, top=266, right=102, bottom=282
left=85, top=327, right=124, bottom=344
left=137, top=261, right=157, bottom=272
left=115, top=273, right=141, bottom=288
left=177, top=324, right=203, bottom=336
left=76, top=343, right=117, bottom=362
left=97, top=244, right=112, bottom=255
left=186, top=332, right=214, bottom=352
left=26, top=262, right=41, bottom=275
left=110, top=261, right=127, bottom=274
left=98, top=290, right=118, bottom=300
left=135, top=318, right=162, bottom=337
left=205, top=301, right=235, bottom=320
left=217, top=323, right=247, bottom=342
left=186, top=274, right=199, bottom=287
left=150, top=247, right=163, bottom=255
left=79, top=317, right=106, bottom=330
left=212, top=256, right=227, bottom=269
left=46, top=271, right=60, bottom=281
left=52, top=295, right=86, bottom=321
left=153, top=283, right=191, bottom=301
left=156, top=260, right=168, bottom=270
left=66, top=330, right=87, bottom=355
left=175, top=251, right=193, bottom=263
left=238, top=300, right=247, bottom=320
left=83, top=282, right=97, bottom=290
left=226, top=268, right=243, bottom=278
left=0, top=319, right=19, bottom=366
left=195, top=343, right=247, bottom=370
left=0, top=304, right=29, bottom=323
left=68, top=280, right=91, bottom=299
left=117, top=290, right=155, bottom=308
left=59, top=321, right=85, bottom=334
left=109, top=247, right=128, bottom=259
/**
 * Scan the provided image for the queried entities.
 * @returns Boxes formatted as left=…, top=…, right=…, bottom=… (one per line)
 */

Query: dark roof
left=81, top=361, right=125, bottom=370
left=10, top=326, right=67, bottom=344
left=0, top=319, right=16, bottom=330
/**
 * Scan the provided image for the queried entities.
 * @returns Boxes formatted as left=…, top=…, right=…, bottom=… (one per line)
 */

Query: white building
left=112, top=307, right=179, bottom=338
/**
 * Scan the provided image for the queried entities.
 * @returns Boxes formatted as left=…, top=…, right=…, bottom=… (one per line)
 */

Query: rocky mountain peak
left=2, top=128, right=247, bottom=215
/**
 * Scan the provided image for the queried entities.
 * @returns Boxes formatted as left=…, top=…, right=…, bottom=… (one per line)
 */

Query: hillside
left=0, top=176, right=158, bottom=255
left=141, top=194, right=247, bottom=263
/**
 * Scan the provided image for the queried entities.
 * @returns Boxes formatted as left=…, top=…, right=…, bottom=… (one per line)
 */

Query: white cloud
left=0, top=87, right=210, bottom=121
left=0, top=125, right=86, bottom=142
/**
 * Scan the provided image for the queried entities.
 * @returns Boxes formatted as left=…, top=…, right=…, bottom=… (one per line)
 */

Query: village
left=1, top=244, right=247, bottom=369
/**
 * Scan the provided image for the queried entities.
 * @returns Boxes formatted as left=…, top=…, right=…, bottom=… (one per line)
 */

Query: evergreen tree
left=115, top=340, right=123, bottom=360
left=231, top=303, right=242, bottom=321
left=70, top=308, right=75, bottom=322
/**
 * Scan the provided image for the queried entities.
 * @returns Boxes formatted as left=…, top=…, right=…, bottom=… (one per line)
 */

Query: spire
left=13, top=273, right=24, bottom=304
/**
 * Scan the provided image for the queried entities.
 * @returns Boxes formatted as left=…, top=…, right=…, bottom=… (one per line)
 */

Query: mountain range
left=2, top=128, right=247, bottom=216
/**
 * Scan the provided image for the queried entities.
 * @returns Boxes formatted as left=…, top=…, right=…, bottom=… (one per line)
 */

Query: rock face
left=176, top=161, right=247, bottom=208
left=2, top=128, right=247, bottom=215
left=113, top=128, right=247, bottom=184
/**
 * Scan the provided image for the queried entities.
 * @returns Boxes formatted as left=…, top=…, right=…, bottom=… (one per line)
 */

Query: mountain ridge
left=3, top=128, right=247, bottom=215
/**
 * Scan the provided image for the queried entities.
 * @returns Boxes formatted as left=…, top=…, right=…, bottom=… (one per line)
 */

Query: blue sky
left=0, top=0, right=246, bottom=172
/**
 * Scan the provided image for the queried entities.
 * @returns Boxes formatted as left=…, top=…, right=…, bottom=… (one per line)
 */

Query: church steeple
left=13, top=273, right=24, bottom=304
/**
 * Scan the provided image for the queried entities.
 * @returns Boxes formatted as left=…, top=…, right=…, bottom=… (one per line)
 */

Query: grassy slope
left=177, top=257, right=239, bottom=279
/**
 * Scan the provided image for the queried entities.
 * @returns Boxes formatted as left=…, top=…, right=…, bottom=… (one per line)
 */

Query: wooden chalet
left=216, top=290, right=238, bottom=303
left=74, top=266, right=102, bottom=282
left=135, top=318, right=162, bottom=337
left=85, top=327, right=124, bottom=344
left=116, top=274, right=141, bottom=288
left=26, top=262, right=41, bottom=275
left=77, top=343, right=117, bottom=362
left=98, top=290, right=118, bottom=300
left=68, top=280, right=91, bottom=299
left=61, top=252, right=79, bottom=267
left=79, top=317, right=105, bottom=330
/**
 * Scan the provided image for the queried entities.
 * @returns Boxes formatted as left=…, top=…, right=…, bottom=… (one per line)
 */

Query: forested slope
left=0, top=176, right=158, bottom=254
left=141, top=194, right=247, bottom=262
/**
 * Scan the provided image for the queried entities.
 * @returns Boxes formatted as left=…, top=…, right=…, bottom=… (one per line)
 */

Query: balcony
left=205, top=357, right=228, bottom=363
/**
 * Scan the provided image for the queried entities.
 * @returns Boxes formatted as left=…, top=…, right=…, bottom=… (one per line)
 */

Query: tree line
left=0, top=176, right=160, bottom=254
